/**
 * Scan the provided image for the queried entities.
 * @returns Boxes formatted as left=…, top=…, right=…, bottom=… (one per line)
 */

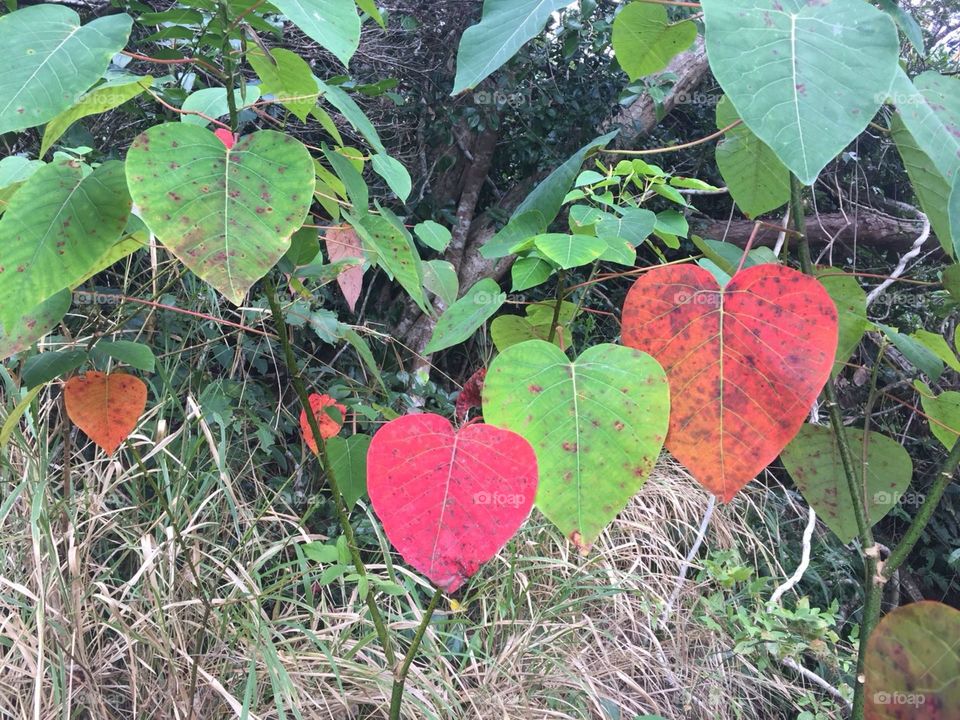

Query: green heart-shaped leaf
left=327, top=433, right=371, bottom=510
left=482, top=340, right=669, bottom=550
left=612, top=2, right=697, bottom=80
left=780, top=424, right=913, bottom=544
left=701, top=0, right=899, bottom=185
left=125, top=124, right=315, bottom=304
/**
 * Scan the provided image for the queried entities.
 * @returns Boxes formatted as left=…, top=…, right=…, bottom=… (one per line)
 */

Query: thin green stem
left=547, top=270, right=566, bottom=345
left=389, top=588, right=443, bottom=720
left=218, top=1, right=240, bottom=132
left=790, top=176, right=877, bottom=720
left=264, top=278, right=396, bottom=668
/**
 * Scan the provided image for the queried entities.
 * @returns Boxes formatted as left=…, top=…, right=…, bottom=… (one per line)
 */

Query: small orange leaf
left=64, top=371, right=148, bottom=454
left=300, top=393, right=346, bottom=453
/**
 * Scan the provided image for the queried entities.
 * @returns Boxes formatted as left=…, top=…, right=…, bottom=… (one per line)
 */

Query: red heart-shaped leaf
left=367, top=414, right=538, bottom=592
left=622, top=263, right=837, bottom=501
left=324, top=225, right=365, bottom=312
left=64, top=371, right=148, bottom=454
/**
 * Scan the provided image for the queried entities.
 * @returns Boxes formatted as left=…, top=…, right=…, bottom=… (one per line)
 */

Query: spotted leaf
left=64, top=371, right=147, bottom=454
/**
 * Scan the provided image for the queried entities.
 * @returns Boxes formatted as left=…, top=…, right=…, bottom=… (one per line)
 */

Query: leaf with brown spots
left=64, top=371, right=147, bottom=454
left=865, top=601, right=960, bottom=719
left=622, top=263, right=838, bottom=502
left=0, top=290, right=71, bottom=362
left=780, top=424, right=913, bottom=544
left=125, top=124, right=315, bottom=305
left=323, top=225, right=365, bottom=312
left=482, top=340, right=669, bottom=550
left=367, top=414, right=538, bottom=592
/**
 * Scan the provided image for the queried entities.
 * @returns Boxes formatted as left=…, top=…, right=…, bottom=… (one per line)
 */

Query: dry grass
left=0, top=384, right=842, bottom=720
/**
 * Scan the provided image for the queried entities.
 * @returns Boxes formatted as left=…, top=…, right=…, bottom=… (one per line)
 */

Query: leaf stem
left=547, top=270, right=566, bottom=345
left=389, top=587, right=443, bottom=720
left=218, top=1, right=240, bottom=132
left=264, top=279, right=396, bottom=669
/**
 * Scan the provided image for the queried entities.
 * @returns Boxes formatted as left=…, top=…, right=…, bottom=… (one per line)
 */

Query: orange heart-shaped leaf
left=300, top=393, right=346, bottom=454
left=64, top=371, right=148, bottom=454
left=622, top=263, right=837, bottom=501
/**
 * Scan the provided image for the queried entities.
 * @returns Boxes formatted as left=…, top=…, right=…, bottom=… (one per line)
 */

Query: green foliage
left=611, top=2, right=697, bottom=80
left=701, top=0, right=899, bottom=185
left=0, top=5, right=132, bottom=135
left=125, top=124, right=315, bottom=304
left=0, top=160, right=131, bottom=331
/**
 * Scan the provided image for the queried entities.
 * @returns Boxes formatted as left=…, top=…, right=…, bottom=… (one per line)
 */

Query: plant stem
left=264, top=279, right=396, bottom=668
left=389, top=587, right=443, bottom=720
left=218, top=1, right=240, bottom=132
left=547, top=270, right=566, bottom=345
left=790, top=176, right=878, bottom=720
left=882, top=437, right=960, bottom=579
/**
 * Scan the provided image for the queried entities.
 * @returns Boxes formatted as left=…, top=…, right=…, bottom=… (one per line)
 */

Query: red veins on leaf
left=213, top=128, right=236, bottom=149
left=300, top=393, right=346, bottom=454
left=367, top=413, right=538, bottom=592
left=622, top=263, right=838, bottom=502
left=64, top=371, right=148, bottom=454
left=455, top=367, right=487, bottom=421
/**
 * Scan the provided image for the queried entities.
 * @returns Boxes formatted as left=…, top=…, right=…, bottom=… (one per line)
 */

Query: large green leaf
left=247, top=47, right=318, bottom=122
left=452, top=0, right=569, bottom=94
left=271, top=0, right=361, bottom=67
left=780, top=424, right=913, bottom=545
left=423, top=278, right=504, bottom=354
left=125, top=124, right=315, bottom=304
left=0, top=5, right=132, bottom=134
left=482, top=341, right=669, bottom=550
left=0, top=290, right=71, bottom=362
left=891, top=115, right=955, bottom=256
left=890, top=70, right=960, bottom=188
left=0, top=161, right=131, bottom=331
left=350, top=212, right=429, bottom=313
left=865, top=601, right=960, bottom=720
left=533, top=233, right=606, bottom=269
left=422, top=259, right=458, bottom=306
left=611, top=2, right=697, bottom=80
left=701, top=0, right=899, bottom=185
left=950, top=175, right=960, bottom=259
left=511, top=130, right=619, bottom=231
left=714, top=96, right=790, bottom=218
left=816, top=268, right=869, bottom=375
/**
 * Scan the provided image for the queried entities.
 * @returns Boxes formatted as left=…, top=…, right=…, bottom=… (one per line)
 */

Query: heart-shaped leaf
left=0, top=5, right=132, bottom=134
left=270, top=0, right=361, bottom=67
left=367, top=414, right=538, bottom=592
left=865, top=601, right=960, bottom=719
left=701, top=0, right=899, bottom=185
left=482, top=341, right=669, bottom=550
left=0, top=160, right=131, bottom=331
left=780, top=424, right=913, bottom=544
left=324, top=225, right=365, bottom=312
left=612, top=2, right=697, bottom=80
left=300, top=393, right=346, bottom=454
left=622, top=263, right=837, bottom=501
left=125, top=124, right=315, bottom=304
left=914, top=381, right=960, bottom=451
left=0, top=290, right=71, bottom=362
left=64, top=371, right=148, bottom=454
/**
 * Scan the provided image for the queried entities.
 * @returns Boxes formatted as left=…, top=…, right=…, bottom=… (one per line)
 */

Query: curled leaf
left=300, top=393, right=346, bottom=453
